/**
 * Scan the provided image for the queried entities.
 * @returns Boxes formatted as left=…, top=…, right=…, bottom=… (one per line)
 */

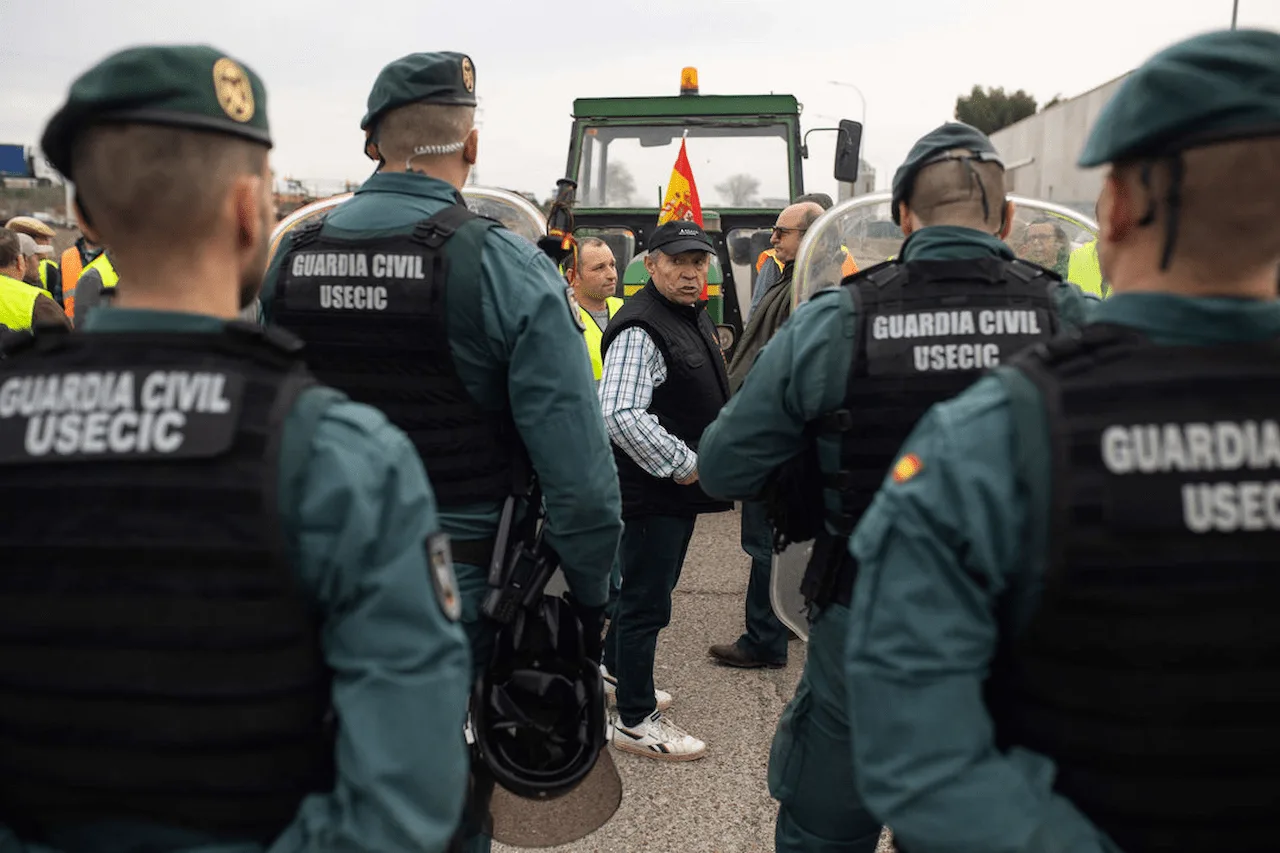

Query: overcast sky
left=3, top=0, right=1277, bottom=201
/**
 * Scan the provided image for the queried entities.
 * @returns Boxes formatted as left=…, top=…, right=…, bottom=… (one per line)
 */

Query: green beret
left=1080, top=29, right=1280, bottom=167
left=41, top=45, right=270, bottom=181
left=891, top=122, right=1003, bottom=224
left=361, top=52, right=478, bottom=131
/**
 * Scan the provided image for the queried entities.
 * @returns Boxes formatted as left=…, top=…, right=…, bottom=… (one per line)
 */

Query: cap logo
left=461, top=57, right=475, bottom=94
left=212, top=57, right=255, bottom=123
left=678, top=228, right=697, bottom=236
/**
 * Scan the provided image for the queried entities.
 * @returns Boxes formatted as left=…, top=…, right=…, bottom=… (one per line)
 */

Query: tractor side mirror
left=834, top=119, right=863, bottom=184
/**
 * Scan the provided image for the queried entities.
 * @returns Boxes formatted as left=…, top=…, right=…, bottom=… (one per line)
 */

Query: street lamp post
left=827, top=80, right=867, bottom=126
left=828, top=80, right=869, bottom=195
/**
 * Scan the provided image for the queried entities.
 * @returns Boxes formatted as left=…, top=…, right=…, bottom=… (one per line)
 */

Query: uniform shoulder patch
left=426, top=533, right=462, bottom=622
left=565, top=286, right=587, bottom=332
left=891, top=453, right=924, bottom=484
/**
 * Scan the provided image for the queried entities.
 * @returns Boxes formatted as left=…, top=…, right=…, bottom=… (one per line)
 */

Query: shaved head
left=904, top=151, right=1008, bottom=232
left=770, top=201, right=824, bottom=264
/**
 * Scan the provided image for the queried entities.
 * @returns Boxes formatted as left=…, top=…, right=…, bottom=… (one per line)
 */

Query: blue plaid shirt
left=598, top=326, right=697, bottom=481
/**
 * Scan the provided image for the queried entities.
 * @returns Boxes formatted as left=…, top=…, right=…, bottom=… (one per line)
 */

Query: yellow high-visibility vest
left=83, top=252, right=119, bottom=289
left=38, top=258, right=58, bottom=292
left=0, top=274, right=46, bottom=330
left=1068, top=240, right=1109, bottom=298
left=580, top=296, right=624, bottom=380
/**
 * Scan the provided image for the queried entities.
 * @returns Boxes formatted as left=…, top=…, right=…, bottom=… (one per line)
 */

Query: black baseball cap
left=649, top=221, right=714, bottom=256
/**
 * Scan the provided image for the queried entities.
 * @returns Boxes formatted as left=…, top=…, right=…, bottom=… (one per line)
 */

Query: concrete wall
left=990, top=73, right=1130, bottom=216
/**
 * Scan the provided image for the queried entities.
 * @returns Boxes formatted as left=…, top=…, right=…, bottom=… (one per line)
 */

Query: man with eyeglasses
left=707, top=200, right=824, bottom=672
left=751, top=193, right=833, bottom=314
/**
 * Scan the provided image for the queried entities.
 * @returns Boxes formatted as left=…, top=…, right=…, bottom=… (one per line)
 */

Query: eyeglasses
left=772, top=226, right=807, bottom=237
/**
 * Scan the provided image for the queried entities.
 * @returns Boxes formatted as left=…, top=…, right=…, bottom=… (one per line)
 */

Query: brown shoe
left=708, top=643, right=786, bottom=669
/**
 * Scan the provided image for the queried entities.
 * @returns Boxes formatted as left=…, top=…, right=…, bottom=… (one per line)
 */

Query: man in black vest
left=709, top=200, right=824, bottom=671
left=598, top=220, right=731, bottom=761
left=0, top=44, right=473, bottom=853
left=843, top=28, right=1280, bottom=853
left=697, top=122, right=1097, bottom=851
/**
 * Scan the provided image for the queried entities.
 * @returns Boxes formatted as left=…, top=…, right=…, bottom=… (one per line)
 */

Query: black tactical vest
left=990, top=323, right=1280, bottom=853
left=600, top=282, right=732, bottom=519
left=0, top=324, right=334, bottom=843
left=802, top=257, right=1062, bottom=609
left=270, top=205, right=527, bottom=507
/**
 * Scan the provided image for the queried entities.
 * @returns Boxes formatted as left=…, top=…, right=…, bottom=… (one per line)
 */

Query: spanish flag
left=657, top=138, right=708, bottom=297
left=658, top=138, right=703, bottom=227
left=891, top=453, right=923, bottom=484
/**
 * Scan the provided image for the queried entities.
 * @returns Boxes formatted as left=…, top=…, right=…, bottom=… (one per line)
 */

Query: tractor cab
left=563, top=68, right=861, bottom=354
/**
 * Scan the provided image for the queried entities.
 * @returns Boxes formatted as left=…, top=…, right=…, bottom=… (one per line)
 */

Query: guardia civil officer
left=0, top=45, right=472, bottom=853
left=261, top=52, right=622, bottom=853
left=844, top=29, right=1280, bottom=853
left=697, top=122, right=1097, bottom=852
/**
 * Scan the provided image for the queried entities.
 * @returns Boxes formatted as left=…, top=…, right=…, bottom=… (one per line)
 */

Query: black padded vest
left=0, top=324, right=334, bottom=843
left=990, top=324, right=1280, bottom=853
left=271, top=204, right=527, bottom=507
left=803, top=257, right=1062, bottom=609
left=601, top=282, right=732, bottom=519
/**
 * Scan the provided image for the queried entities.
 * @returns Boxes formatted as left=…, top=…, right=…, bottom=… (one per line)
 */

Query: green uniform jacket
left=262, top=172, right=621, bottom=610
left=698, top=226, right=1098, bottom=506
left=0, top=309, right=473, bottom=853
left=845, top=293, right=1280, bottom=852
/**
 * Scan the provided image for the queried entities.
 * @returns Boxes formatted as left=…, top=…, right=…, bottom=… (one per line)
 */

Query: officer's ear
left=230, top=172, right=267, bottom=253
left=1098, top=170, right=1136, bottom=244
left=463, top=128, right=479, bottom=167
left=898, top=201, right=917, bottom=237
left=72, top=196, right=103, bottom=246
left=364, top=128, right=383, bottom=164
left=997, top=199, right=1015, bottom=240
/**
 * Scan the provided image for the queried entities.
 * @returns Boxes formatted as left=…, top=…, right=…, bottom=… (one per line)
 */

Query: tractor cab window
left=574, top=226, right=636, bottom=278
left=576, top=124, right=791, bottom=209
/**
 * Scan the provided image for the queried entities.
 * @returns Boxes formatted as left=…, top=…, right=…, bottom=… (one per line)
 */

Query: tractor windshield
left=576, top=123, right=791, bottom=209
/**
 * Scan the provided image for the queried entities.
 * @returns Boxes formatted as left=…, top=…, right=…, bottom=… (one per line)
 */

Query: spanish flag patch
left=892, top=453, right=924, bottom=483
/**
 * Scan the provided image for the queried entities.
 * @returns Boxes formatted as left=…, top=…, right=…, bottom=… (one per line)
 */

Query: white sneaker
left=612, top=711, right=707, bottom=761
left=600, top=664, right=673, bottom=712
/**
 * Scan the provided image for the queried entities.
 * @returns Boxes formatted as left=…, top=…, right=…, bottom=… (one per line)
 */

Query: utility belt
left=450, top=537, right=498, bottom=569
left=451, top=486, right=550, bottom=851
left=763, top=410, right=854, bottom=552
left=799, top=528, right=858, bottom=613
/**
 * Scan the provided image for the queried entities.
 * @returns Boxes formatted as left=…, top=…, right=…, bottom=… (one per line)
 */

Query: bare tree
left=715, top=173, right=761, bottom=207
left=605, top=163, right=637, bottom=206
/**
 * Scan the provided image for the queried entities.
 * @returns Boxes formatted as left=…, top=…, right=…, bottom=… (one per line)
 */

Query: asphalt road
left=494, top=508, right=896, bottom=853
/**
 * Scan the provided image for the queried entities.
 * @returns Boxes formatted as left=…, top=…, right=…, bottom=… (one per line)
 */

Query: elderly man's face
left=645, top=249, right=709, bottom=306
left=1021, top=223, right=1062, bottom=266
left=770, top=208, right=809, bottom=264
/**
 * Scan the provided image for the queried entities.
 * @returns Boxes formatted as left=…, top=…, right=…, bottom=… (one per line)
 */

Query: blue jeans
left=455, top=559, right=498, bottom=853
left=735, top=500, right=789, bottom=663
left=605, top=523, right=624, bottom=622
left=602, top=514, right=697, bottom=727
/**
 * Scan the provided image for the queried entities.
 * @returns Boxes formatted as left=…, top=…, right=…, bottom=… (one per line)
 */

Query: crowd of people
left=0, top=24, right=1275, bottom=853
